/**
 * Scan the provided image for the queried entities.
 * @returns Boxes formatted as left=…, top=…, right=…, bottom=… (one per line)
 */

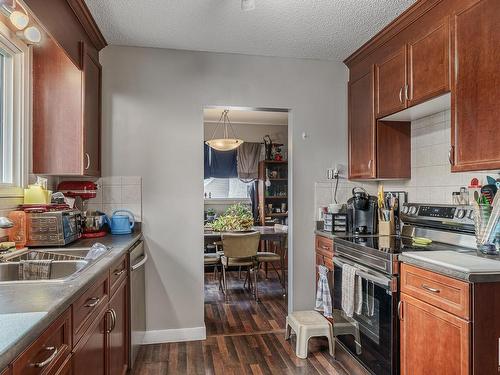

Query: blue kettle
left=108, top=210, right=135, bottom=235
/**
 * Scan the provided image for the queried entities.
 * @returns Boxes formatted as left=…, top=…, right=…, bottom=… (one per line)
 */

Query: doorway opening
left=203, top=106, right=291, bottom=337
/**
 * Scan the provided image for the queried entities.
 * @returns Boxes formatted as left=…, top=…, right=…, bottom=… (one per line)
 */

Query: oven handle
left=333, top=256, right=392, bottom=290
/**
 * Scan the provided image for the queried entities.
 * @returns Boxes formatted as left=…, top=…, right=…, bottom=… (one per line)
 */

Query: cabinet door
left=108, top=279, right=128, bottom=375
left=82, top=43, right=102, bottom=177
left=72, top=306, right=107, bottom=375
left=408, top=18, right=450, bottom=106
left=400, top=293, right=470, bottom=375
left=375, top=46, right=407, bottom=118
left=348, top=70, right=376, bottom=179
left=451, top=0, right=500, bottom=171
left=33, top=36, right=83, bottom=175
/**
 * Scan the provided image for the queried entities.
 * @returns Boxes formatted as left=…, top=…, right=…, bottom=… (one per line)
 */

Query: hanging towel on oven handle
left=315, top=265, right=333, bottom=318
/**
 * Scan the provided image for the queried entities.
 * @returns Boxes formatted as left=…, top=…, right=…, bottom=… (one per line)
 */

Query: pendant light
left=205, top=110, right=244, bottom=151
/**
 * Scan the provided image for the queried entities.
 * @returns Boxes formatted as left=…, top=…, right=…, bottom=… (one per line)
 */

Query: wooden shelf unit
left=258, top=160, right=289, bottom=226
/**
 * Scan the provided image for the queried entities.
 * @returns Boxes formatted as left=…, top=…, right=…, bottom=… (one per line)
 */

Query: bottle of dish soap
left=8, top=211, right=26, bottom=249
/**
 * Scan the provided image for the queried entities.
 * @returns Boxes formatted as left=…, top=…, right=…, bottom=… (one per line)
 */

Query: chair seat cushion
left=257, top=252, right=281, bottom=262
left=221, top=256, right=255, bottom=267
left=204, top=253, right=220, bottom=265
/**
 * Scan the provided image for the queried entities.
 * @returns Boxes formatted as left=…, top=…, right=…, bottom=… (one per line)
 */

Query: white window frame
left=0, top=21, right=30, bottom=191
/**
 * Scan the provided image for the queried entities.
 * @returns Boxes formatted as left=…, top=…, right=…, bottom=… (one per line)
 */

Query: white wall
left=383, top=110, right=499, bottom=203
left=100, top=46, right=348, bottom=336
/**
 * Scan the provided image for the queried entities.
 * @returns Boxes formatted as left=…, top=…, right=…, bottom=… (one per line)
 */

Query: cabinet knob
left=85, top=153, right=91, bottom=170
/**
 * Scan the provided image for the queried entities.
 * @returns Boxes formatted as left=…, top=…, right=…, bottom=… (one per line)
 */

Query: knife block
left=378, top=209, right=395, bottom=236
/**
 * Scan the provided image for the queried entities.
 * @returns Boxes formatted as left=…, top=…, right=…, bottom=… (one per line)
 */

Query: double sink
left=0, top=247, right=110, bottom=283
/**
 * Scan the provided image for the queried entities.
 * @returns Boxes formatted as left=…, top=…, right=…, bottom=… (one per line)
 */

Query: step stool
left=285, top=310, right=335, bottom=359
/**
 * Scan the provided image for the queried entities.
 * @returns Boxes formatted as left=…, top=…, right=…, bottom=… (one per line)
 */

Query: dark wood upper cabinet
left=33, top=40, right=101, bottom=177
left=82, top=44, right=102, bottom=177
left=377, top=121, right=411, bottom=179
left=348, top=70, right=376, bottom=179
left=451, top=0, right=500, bottom=172
left=375, top=46, right=407, bottom=118
left=407, top=17, right=450, bottom=106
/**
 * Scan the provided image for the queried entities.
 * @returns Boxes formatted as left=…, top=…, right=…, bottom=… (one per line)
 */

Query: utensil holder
left=378, top=209, right=395, bottom=236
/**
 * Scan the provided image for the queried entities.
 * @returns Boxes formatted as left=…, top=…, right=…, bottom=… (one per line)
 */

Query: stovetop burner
left=338, top=234, right=473, bottom=254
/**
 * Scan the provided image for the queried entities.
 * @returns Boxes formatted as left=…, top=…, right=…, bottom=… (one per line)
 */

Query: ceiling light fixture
left=205, top=110, right=244, bottom=151
left=241, top=0, right=255, bottom=11
left=1, top=0, right=41, bottom=44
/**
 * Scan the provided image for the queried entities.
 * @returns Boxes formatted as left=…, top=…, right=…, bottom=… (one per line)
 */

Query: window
left=0, top=23, right=29, bottom=187
left=204, top=178, right=252, bottom=199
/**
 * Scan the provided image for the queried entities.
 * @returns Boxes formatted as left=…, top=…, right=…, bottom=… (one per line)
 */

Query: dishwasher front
left=129, top=240, right=147, bottom=369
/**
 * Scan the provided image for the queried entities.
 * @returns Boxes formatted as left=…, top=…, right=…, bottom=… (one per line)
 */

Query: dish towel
left=314, top=265, right=333, bottom=318
left=237, top=142, right=261, bottom=182
left=341, top=263, right=363, bottom=317
left=18, top=260, right=52, bottom=280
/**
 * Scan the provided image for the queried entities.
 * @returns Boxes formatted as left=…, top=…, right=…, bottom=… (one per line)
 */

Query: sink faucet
left=0, top=217, right=13, bottom=229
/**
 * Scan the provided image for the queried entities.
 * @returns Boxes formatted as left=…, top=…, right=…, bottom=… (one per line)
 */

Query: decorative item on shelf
left=212, top=203, right=254, bottom=232
left=0, top=0, right=42, bottom=44
left=205, top=109, right=244, bottom=151
left=206, top=208, right=216, bottom=223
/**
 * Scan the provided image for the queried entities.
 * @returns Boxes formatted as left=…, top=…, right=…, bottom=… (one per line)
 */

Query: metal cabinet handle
left=399, top=87, right=403, bottom=103
left=131, top=254, right=148, bottom=271
left=84, top=297, right=100, bottom=307
left=422, top=284, right=440, bottom=293
left=114, top=269, right=126, bottom=276
left=397, top=301, right=403, bottom=320
left=105, top=309, right=117, bottom=333
left=404, top=84, right=409, bottom=101
left=321, top=245, right=330, bottom=250
left=368, top=159, right=373, bottom=170
left=31, top=346, right=58, bottom=368
left=84, top=153, right=91, bottom=170
left=448, top=146, right=454, bottom=166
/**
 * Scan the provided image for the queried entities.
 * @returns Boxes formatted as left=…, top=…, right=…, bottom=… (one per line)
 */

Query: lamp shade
left=9, top=10, right=29, bottom=30
left=205, top=138, right=243, bottom=152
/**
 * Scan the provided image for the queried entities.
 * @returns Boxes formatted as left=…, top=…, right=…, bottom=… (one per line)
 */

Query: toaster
left=26, top=209, right=82, bottom=247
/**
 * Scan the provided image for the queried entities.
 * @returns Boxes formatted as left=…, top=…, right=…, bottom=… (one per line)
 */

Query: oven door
left=332, top=256, right=398, bottom=375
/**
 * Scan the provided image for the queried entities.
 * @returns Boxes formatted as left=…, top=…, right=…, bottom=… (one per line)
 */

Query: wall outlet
left=327, top=169, right=335, bottom=180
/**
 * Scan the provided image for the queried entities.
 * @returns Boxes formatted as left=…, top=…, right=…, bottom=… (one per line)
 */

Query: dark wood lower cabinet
left=400, top=292, right=470, bottom=375
left=108, top=280, right=128, bottom=375
left=72, top=305, right=107, bottom=375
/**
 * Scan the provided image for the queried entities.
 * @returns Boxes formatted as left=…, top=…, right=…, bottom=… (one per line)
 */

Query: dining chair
left=220, top=231, right=261, bottom=302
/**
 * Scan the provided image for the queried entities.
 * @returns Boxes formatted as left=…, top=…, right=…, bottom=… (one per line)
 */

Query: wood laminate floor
left=133, top=271, right=349, bottom=375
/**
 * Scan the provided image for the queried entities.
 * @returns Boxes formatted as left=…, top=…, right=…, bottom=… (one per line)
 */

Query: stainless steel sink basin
left=0, top=246, right=111, bottom=283
left=0, top=260, right=88, bottom=282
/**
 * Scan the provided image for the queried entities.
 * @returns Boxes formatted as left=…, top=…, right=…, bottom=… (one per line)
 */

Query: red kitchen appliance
left=57, top=181, right=106, bottom=238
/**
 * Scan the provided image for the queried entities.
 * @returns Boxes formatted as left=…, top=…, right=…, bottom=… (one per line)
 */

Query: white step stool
left=285, top=310, right=335, bottom=359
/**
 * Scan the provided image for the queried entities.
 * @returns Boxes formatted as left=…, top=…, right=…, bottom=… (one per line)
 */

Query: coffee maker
left=347, top=187, right=378, bottom=234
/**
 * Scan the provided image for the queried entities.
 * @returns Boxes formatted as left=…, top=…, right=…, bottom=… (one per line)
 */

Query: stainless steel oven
left=332, top=255, right=399, bottom=375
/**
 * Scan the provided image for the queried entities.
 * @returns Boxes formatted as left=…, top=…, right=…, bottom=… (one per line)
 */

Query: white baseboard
left=142, top=326, right=206, bottom=344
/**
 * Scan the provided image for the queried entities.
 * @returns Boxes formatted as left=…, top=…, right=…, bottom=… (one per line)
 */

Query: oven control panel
left=401, top=203, right=474, bottom=227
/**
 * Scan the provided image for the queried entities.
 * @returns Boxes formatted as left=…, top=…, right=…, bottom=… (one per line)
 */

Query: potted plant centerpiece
left=212, top=203, right=254, bottom=232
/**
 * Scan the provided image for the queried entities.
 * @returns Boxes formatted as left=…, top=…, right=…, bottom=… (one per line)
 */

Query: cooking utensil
left=82, top=211, right=108, bottom=233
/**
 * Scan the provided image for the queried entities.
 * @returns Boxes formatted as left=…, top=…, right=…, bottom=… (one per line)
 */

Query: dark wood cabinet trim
left=66, top=0, right=107, bottom=51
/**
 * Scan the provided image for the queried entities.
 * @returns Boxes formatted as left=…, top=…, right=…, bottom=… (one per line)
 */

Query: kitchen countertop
left=0, top=230, right=142, bottom=370
left=400, top=250, right=500, bottom=282
left=314, top=229, right=348, bottom=240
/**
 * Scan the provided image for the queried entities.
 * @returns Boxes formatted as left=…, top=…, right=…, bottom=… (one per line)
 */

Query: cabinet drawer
left=12, top=309, right=71, bottom=375
left=315, top=236, right=333, bottom=254
left=109, top=254, right=127, bottom=296
left=73, top=274, right=108, bottom=343
left=401, top=264, right=470, bottom=319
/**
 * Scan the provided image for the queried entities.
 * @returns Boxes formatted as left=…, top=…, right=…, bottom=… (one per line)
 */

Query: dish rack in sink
left=8, top=250, right=84, bottom=262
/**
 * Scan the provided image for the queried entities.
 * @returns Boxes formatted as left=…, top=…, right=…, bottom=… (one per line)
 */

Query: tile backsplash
left=383, top=110, right=499, bottom=204
left=84, top=176, right=143, bottom=221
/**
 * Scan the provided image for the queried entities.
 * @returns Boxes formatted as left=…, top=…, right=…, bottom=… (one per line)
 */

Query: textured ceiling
left=204, top=108, right=288, bottom=126
left=84, top=0, right=415, bottom=61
